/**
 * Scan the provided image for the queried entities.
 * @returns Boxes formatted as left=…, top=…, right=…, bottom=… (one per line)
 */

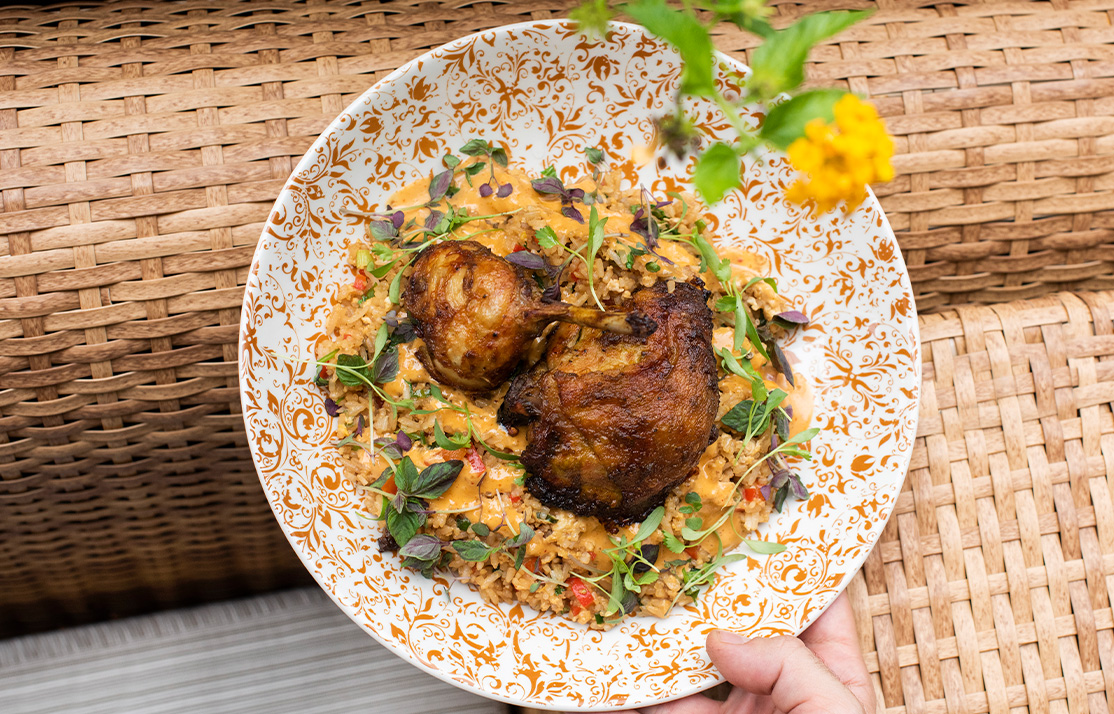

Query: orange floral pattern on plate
left=238, top=20, right=920, bottom=712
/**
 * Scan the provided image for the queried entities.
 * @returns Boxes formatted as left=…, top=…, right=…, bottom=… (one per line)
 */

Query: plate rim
left=238, top=17, right=921, bottom=711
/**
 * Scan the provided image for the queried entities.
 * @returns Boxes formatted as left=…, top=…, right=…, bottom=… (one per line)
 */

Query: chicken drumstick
left=401, top=240, right=656, bottom=392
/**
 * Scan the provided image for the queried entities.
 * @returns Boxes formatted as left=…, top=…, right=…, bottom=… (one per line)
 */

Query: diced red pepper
left=744, top=486, right=762, bottom=502
left=511, top=244, right=526, bottom=252
left=685, top=546, right=702, bottom=560
left=509, top=491, right=521, bottom=504
left=381, top=474, right=397, bottom=495
left=465, top=445, right=486, bottom=475
left=318, top=366, right=329, bottom=382
left=568, top=577, right=595, bottom=609
left=353, top=272, right=368, bottom=292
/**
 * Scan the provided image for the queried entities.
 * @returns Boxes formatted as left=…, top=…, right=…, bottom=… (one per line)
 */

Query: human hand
left=639, top=592, right=875, bottom=714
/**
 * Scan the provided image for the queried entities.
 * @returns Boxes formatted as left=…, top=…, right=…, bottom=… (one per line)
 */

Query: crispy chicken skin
left=401, top=240, right=656, bottom=392
left=500, top=279, right=720, bottom=523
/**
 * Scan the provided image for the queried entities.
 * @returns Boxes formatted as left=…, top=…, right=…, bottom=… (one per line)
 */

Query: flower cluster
left=785, top=95, right=894, bottom=215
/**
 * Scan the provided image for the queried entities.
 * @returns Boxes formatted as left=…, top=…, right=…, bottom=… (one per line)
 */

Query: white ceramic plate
left=239, top=20, right=920, bottom=711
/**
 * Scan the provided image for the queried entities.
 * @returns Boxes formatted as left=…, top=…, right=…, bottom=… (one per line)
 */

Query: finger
left=706, top=631, right=863, bottom=714
left=799, top=594, right=875, bottom=714
left=637, top=693, right=721, bottom=714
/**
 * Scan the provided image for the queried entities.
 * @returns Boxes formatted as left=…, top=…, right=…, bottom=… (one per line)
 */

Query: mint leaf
left=693, top=142, right=740, bottom=203
left=759, top=89, right=845, bottom=150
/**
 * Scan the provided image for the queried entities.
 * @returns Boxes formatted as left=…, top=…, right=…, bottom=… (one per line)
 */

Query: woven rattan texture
left=847, top=291, right=1114, bottom=714
left=0, top=0, right=1112, bottom=644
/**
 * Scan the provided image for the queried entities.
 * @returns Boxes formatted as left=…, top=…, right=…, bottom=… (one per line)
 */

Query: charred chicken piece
left=401, top=240, right=656, bottom=392
left=500, top=279, right=719, bottom=524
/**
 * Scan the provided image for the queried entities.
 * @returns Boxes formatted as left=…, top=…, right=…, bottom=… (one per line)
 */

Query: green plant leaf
left=743, top=538, right=787, bottom=555
left=334, top=354, right=371, bottom=387
left=452, top=539, right=494, bottom=561
left=759, top=89, right=846, bottom=149
left=748, top=11, right=870, bottom=99
left=623, top=0, right=717, bottom=97
left=433, top=421, right=470, bottom=450
left=409, top=460, right=464, bottom=499
left=693, top=142, right=741, bottom=203
left=387, top=505, right=424, bottom=547
left=632, top=506, right=665, bottom=544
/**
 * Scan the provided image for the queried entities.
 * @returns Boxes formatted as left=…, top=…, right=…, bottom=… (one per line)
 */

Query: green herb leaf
left=409, top=460, right=464, bottom=500
left=663, top=532, right=685, bottom=553
left=506, top=523, right=535, bottom=549
left=391, top=457, right=420, bottom=494
left=535, top=225, right=559, bottom=249
left=693, top=142, right=740, bottom=204
left=470, top=522, right=491, bottom=537
left=744, top=276, right=779, bottom=293
left=433, top=421, right=470, bottom=450
left=387, top=506, right=424, bottom=547
left=459, top=139, right=490, bottom=157
left=443, top=154, right=460, bottom=168
left=335, top=354, right=372, bottom=387
left=388, top=262, right=406, bottom=304
left=624, top=0, right=717, bottom=97
left=464, top=161, right=487, bottom=177
left=452, top=539, right=495, bottom=561
left=748, top=11, right=870, bottom=99
left=368, top=260, right=397, bottom=279
left=584, top=146, right=605, bottom=164
left=742, top=538, right=787, bottom=555
left=693, top=233, right=732, bottom=284
left=491, top=147, right=508, bottom=168
left=585, top=206, right=607, bottom=310
left=632, top=506, right=665, bottom=544
left=759, top=89, right=846, bottom=150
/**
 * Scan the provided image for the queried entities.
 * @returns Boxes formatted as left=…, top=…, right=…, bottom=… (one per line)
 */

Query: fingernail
left=709, top=629, right=748, bottom=646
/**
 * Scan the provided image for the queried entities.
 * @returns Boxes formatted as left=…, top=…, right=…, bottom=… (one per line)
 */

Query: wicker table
left=3, top=1, right=1114, bottom=712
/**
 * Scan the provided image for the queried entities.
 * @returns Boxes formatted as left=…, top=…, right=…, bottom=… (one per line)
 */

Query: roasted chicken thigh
left=500, top=279, right=720, bottom=523
left=402, top=240, right=656, bottom=392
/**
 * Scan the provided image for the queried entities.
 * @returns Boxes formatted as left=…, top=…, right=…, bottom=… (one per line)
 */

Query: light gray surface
left=0, top=588, right=507, bottom=714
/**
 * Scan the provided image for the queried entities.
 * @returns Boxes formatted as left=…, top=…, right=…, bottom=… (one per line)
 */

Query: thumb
left=706, top=631, right=865, bottom=714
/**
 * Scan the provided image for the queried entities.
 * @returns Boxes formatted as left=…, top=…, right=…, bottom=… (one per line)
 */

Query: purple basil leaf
left=562, top=206, right=584, bottom=224
left=505, top=251, right=548, bottom=271
left=391, top=491, right=408, bottom=514
left=381, top=444, right=402, bottom=460
left=383, top=310, right=399, bottom=327
left=391, top=320, right=416, bottom=344
left=428, top=169, right=453, bottom=202
left=633, top=207, right=645, bottom=221
left=496, top=182, right=513, bottom=198
left=530, top=176, right=566, bottom=196
left=566, top=187, right=585, bottom=201
left=785, top=405, right=793, bottom=418
left=541, top=282, right=561, bottom=301
left=396, top=431, right=413, bottom=451
left=788, top=473, right=809, bottom=500
left=655, top=199, right=672, bottom=208
left=373, top=436, right=393, bottom=447
left=398, top=534, right=443, bottom=561
left=479, top=182, right=494, bottom=198
left=356, top=415, right=364, bottom=436
left=424, top=209, right=444, bottom=232
left=774, top=310, right=810, bottom=326
left=770, top=341, right=794, bottom=387
left=323, top=398, right=340, bottom=417
left=768, top=456, right=791, bottom=490
left=760, top=483, right=772, bottom=501
left=368, top=220, right=397, bottom=242
left=390, top=210, right=405, bottom=229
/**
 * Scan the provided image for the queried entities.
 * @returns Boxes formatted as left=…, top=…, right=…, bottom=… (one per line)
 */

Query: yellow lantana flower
left=785, top=94, right=894, bottom=216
